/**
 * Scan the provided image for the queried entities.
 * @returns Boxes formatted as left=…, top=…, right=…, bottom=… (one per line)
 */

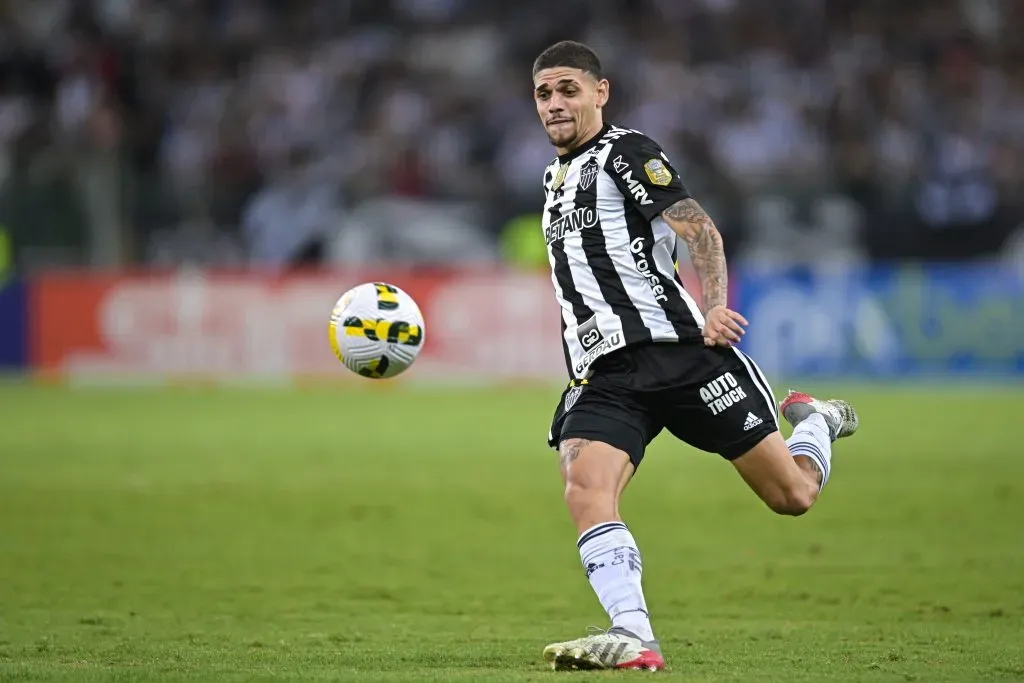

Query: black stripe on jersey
left=574, top=155, right=652, bottom=346
left=627, top=211, right=702, bottom=340
left=547, top=165, right=595, bottom=329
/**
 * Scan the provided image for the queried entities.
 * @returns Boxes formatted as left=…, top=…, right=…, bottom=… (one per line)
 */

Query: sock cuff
left=799, top=412, right=831, bottom=440
left=790, top=442, right=830, bottom=489
left=577, top=521, right=628, bottom=550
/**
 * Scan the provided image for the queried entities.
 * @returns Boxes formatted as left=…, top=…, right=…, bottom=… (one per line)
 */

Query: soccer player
left=533, top=40, right=860, bottom=671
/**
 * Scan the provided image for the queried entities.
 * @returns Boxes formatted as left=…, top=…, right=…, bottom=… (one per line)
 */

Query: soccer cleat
left=780, top=390, right=859, bottom=442
left=542, top=626, right=666, bottom=671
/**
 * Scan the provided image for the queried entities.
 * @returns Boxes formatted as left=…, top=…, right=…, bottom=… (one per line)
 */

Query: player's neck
left=557, top=120, right=607, bottom=161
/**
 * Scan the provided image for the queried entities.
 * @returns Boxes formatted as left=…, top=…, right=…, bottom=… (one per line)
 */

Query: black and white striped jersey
left=542, top=123, right=706, bottom=379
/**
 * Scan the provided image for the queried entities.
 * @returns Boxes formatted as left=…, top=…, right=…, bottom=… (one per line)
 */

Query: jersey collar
left=557, top=122, right=611, bottom=164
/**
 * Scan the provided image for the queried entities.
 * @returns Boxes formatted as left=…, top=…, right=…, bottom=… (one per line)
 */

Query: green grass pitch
left=1, top=381, right=1022, bottom=682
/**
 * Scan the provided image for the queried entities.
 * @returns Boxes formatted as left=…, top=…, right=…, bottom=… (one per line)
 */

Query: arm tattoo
left=662, top=198, right=727, bottom=312
left=558, top=438, right=590, bottom=471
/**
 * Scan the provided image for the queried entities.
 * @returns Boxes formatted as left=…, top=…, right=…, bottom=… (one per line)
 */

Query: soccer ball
left=328, top=282, right=426, bottom=379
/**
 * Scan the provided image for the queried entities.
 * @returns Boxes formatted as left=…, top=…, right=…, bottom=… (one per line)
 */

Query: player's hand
left=702, top=305, right=748, bottom=347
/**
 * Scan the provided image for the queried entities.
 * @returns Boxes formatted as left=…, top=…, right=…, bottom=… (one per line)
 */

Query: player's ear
left=595, top=78, right=610, bottom=108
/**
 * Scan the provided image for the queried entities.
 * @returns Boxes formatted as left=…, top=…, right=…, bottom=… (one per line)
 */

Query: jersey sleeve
left=604, top=133, right=690, bottom=221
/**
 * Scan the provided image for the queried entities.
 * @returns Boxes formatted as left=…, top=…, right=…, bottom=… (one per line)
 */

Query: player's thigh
left=548, top=378, right=661, bottom=474
left=656, top=345, right=780, bottom=460
left=557, top=437, right=635, bottom=500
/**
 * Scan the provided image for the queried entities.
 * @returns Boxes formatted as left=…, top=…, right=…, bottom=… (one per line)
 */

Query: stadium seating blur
left=1, top=0, right=1022, bottom=272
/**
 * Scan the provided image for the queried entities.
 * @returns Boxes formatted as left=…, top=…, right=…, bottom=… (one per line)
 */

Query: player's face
left=533, top=67, right=608, bottom=152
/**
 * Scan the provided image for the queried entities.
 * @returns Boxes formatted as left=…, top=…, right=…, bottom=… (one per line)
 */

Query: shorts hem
left=717, top=424, right=778, bottom=460
left=554, top=426, right=646, bottom=469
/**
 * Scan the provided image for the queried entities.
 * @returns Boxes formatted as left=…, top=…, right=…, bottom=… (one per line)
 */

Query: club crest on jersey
left=578, top=157, right=599, bottom=191
left=644, top=158, right=672, bottom=186
left=552, top=163, right=569, bottom=191
left=564, top=383, right=583, bottom=411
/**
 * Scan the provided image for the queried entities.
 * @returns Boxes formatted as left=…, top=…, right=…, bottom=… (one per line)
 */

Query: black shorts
left=548, top=341, right=780, bottom=467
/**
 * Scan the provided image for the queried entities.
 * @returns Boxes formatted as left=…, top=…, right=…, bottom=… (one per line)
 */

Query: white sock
left=577, top=522, right=654, bottom=641
left=786, top=412, right=833, bottom=490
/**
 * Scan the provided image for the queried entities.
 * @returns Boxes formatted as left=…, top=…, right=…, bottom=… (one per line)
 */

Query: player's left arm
left=660, top=198, right=747, bottom=347
left=604, top=132, right=747, bottom=347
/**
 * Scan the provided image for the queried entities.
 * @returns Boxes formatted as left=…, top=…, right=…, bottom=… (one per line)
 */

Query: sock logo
left=585, top=561, right=606, bottom=578
left=610, top=547, right=642, bottom=572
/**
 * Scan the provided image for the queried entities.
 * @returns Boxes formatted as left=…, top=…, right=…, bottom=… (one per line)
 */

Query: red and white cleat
left=780, top=390, right=859, bottom=441
left=542, top=627, right=666, bottom=671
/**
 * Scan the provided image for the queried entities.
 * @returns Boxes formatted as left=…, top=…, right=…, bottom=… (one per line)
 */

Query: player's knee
left=563, top=466, right=615, bottom=506
left=563, top=480, right=610, bottom=509
left=765, top=483, right=817, bottom=516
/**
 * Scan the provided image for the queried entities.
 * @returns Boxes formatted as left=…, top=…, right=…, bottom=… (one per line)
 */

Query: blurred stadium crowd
left=1, top=0, right=1023, bottom=270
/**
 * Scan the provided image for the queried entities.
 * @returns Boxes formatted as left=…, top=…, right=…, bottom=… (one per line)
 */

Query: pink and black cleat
left=779, top=390, right=859, bottom=442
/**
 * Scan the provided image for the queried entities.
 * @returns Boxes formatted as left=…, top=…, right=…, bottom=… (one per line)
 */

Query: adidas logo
left=743, top=412, right=763, bottom=431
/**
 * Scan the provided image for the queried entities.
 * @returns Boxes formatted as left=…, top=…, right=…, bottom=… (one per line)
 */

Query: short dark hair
left=532, top=40, right=603, bottom=80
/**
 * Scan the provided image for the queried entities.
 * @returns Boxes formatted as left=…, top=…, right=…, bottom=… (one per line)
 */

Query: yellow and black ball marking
left=328, top=303, right=346, bottom=362
left=373, top=283, right=400, bottom=311
left=343, top=317, right=423, bottom=346
left=359, top=356, right=391, bottom=379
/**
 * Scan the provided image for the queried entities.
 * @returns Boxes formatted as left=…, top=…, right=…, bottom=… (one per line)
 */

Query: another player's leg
left=541, top=437, right=665, bottom=671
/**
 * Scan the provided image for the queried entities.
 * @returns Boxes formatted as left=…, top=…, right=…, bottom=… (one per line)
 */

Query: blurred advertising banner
left=735, top=262, right=1024, bottom=379
left=29, top=269, right=564, bottom=383
left=0, top=277, right=28, bottom=370
left=30, top=268, right=705, bottom=384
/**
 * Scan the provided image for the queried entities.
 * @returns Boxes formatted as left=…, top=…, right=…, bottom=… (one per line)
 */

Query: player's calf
left=765, top=475, right=817, bottom=516
left=733, top=432, right=819, bottom=516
